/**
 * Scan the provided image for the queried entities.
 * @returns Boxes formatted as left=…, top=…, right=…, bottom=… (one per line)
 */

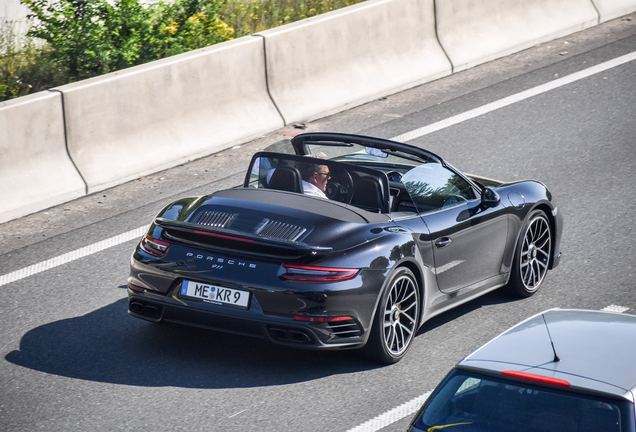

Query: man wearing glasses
left=299, top=161, right=331, bottom=199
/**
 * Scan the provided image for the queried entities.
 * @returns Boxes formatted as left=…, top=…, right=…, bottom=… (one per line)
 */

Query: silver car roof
left=458, top=308, right=636, bottom=399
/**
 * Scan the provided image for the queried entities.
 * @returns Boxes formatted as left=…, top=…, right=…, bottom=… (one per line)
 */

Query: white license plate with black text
left=180, top=280, right=250, bottom=309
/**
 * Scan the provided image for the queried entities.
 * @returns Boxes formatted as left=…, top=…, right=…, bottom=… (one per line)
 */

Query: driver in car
left=298, top=160, right=331, bottom=199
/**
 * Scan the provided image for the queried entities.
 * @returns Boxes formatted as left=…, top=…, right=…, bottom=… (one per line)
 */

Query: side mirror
left=481, top=187, right=501, bottom=208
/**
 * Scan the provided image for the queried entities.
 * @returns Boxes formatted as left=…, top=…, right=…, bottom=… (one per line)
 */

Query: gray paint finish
left=461, top=309, right=636, bottom=397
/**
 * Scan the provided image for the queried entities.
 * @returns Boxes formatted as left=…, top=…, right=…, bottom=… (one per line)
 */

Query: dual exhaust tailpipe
left=268, top=326, right=314, bottom=344
left=129, top=300, right=162, bottom=321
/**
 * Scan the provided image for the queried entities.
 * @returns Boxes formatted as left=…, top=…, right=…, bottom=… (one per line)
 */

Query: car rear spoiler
left=155, top=218, right=333, bottom=253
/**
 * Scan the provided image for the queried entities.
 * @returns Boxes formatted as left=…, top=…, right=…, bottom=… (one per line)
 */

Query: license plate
left=180, top=280, right=250, bottom=309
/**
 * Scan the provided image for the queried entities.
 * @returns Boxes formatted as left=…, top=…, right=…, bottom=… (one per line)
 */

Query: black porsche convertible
left=127, top=133, right=563, bottom=363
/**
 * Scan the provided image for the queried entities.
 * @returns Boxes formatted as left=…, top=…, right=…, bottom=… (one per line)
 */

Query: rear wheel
left=507, top=210, right=552, bottom=297
left=364, top=267, right=420, bottom=364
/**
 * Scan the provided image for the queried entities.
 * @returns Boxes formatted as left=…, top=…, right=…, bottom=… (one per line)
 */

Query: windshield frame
left=290, top=132, right=444, bottom=164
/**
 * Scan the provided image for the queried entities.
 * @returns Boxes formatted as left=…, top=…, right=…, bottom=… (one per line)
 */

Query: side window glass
left=455, top=377, right=481, bottom=395
left=402, top=163, right=475, bottom=215
left=249, top=157, right=276, bottom=188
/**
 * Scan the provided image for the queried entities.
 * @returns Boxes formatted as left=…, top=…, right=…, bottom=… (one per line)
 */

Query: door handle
left=435, top=237, right=452, bottom=248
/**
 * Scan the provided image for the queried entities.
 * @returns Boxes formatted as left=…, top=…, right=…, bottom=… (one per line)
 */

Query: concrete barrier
left=0, top=92, right=85, bottom=223
left=4, top=0, right=633, bottom=224
left=258, top=0, right=452, bottom=125
left=592, top=0, right=636, bottom=22
left=57, top=36, right=284, bottom=194
left=436, top=0, right=600, bottom=72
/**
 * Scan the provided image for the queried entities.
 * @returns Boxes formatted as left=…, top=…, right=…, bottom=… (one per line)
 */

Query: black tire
left=506, top=210, right=552, bottom=297
left=363, top=267, right=420, bottom=364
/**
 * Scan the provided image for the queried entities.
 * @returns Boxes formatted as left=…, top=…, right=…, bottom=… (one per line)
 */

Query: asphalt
left=0, top=13, right=635, bottom=432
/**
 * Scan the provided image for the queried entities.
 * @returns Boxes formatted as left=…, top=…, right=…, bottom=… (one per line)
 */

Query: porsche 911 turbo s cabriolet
left=127, top=133, right=563, bottom=363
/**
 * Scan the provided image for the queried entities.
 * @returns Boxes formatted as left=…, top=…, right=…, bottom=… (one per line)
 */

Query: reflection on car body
left=127, top=133, right=563, bottom=363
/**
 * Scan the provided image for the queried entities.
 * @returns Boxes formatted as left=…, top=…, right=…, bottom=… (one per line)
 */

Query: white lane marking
left=0, top=52, right=634, bottom=287
left=345, top=391, right=432, bottom=432
left=0, top=227, right=146, bottom=287
left=390, top=51, right=636, bottom=143
left=601, top=304, right=630, bottom=313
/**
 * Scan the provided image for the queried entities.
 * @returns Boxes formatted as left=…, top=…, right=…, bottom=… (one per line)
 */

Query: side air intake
left=327, top=319, right=362, bottom=338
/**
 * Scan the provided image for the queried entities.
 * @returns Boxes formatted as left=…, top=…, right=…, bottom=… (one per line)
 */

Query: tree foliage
left=222, top=0, right=363, bottom=37
left=21, top=0, right=233, bottom=81
left=1, top=0, right=364, bottom=100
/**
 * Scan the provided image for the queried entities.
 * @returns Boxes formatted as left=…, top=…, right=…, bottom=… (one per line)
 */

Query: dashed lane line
left=0, top=227, right=146, bottom=287
left=345, top=391, right=432, bottom=432
left=390, top=51, right=636, bottom=143
left=601, top=304, right=631, bottom=313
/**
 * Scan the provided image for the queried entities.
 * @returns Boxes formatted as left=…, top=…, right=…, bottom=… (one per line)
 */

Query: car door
left=402, top=163, right=509, bottom=293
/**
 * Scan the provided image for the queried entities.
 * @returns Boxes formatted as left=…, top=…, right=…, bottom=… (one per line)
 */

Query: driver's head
left=299, top=160, right=331, bottom=192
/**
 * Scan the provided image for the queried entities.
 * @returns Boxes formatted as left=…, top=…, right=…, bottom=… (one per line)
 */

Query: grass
left=221, top=0, right=365, bottom=37
left=0, top=19, right=68, bottom=101
left=0, top=0, right=366, bottom=102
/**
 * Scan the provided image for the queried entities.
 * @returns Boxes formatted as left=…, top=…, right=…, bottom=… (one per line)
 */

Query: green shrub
left=0, top=20, right=68, bottom=100
left=1, top=0, right=365, bottom=101
left=222, top=0, right=365, bottom=37
left=21, top=0, right=234, bottom=82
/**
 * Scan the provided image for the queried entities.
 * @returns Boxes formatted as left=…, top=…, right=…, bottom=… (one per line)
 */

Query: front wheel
left=364, top=267, right=420, bottom=364
left=506, top=210, right=552, bottom=297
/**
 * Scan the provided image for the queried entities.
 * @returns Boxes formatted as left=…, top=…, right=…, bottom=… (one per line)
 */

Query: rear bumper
left=128, top=289, right=369, bottom=350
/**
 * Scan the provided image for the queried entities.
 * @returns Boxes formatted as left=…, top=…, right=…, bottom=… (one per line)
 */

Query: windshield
left=264, top=133, right=444, bottom=169
left=412, top=369, right=635, bottom=432
left=305, top=143, right=422, bottom=168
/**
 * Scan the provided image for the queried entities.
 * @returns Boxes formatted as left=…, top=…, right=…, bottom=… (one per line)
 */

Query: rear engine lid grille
left=194, top=211, right=237, bottom=228
left=256, top=219, right=307, bottom=242
left=189, top=209, right=310, bottom=242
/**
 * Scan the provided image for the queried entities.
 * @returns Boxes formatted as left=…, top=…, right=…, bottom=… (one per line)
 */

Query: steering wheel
left=442, top=195, right=468, bottom=209
left=325, top=169, right=354, bottom=202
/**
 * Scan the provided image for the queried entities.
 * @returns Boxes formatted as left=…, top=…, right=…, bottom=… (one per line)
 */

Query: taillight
left=127, top=283, right=145, bottom=292
left=293, top=315, right=354, bottom=322
left=140, top=235, right=170, bottom=257
left=501, top=370, right=570, bottom=387
left=281, top=264, right=359, bottom=281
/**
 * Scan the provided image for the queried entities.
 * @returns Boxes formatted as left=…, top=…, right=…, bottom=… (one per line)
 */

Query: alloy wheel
left=382, top=274, right=419, bottom=356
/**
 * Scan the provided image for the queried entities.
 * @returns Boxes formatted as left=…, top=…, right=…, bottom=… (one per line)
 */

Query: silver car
left=408, top=309, right=636, bottom=432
